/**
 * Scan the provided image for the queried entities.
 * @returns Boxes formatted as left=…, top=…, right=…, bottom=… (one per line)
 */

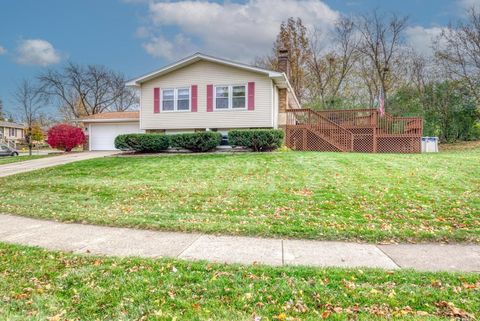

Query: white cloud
left=15, top=39, right=61, bottom=66
left=143, top=34, right=196, bottom=61
left=406, top=26, right=443, bottom=56
left=140, top=0, right=339, bottom=61
left=0, top=46, right=6, bottom=55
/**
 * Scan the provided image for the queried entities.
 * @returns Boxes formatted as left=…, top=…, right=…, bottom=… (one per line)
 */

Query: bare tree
left=355, top=11, right=409, bottom=106
left=355, top=55, right=381, bottom=107
left=307, top=16, right=359, bottom=108
left=435, top=7, right=480, bottom=103
left=12, top=80, right=44, bottom=155
left=39, top=62, right=136, bottom=118
left=110, top=79, right=139, bottom=112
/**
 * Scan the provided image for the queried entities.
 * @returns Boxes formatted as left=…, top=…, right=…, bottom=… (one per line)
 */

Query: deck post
left=302, top=128, right=307, bottom=150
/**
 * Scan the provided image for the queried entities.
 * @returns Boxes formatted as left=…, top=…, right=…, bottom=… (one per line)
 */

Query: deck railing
left=378, top=113, right=423, bottom=136
left=286, top=109, right=353, bottom=151
left=285, top=108, right=423, bottom=153
left=311, top=109, right=422, bottom=136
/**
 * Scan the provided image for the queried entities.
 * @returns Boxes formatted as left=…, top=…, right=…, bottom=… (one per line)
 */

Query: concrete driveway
left=0, top=151, right=117, bottom=177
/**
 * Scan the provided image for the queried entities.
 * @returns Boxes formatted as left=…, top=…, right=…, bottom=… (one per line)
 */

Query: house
left=81, top=51, right=299, bottom=151
left=82, top=51, right=422, bottom=153
left=0, top=121, right=25, bottom=144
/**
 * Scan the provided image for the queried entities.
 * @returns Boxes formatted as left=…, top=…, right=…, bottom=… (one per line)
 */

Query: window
left=161, top=88, right=190, bottom=112
left=215, top=86, right=229, bottom=109
left=214, top=85, right=246, bottom=110
left=177, top=88, right=190, bottom=111
left=232, top=85, right=246, bottom=109
left=9, top=128, right=15, bottom=137
left=162, top=89, right=174, bottom=111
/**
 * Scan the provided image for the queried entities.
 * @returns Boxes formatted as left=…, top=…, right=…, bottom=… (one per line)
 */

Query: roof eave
left=78, top=118, right=140, bottom=123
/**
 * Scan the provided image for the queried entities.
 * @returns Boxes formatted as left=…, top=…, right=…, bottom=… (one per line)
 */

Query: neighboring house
left=81, top=51, right=298, bottom=151
left=0, top=121, right=25, bottom=144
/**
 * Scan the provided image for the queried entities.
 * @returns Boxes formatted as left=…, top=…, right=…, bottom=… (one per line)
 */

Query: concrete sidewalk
left=0, top=214, right=478, bottom=272
left=0, top=151, right=116, bottom=177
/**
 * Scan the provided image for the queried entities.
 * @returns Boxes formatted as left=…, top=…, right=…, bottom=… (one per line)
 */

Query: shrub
left=169, top=132, right=222, bottom=152
left=47, top=124, right=86, bottom=152
left=228, top=129, right=284, bottom=152
left=114, top=134, right=170, bottom=152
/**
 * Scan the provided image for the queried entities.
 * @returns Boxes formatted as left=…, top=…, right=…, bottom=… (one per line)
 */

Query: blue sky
left=0, top=0, right=476, bottom=118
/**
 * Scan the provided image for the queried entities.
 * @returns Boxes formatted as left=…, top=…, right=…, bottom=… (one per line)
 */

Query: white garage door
left=90, top=122, right=144, bottom=151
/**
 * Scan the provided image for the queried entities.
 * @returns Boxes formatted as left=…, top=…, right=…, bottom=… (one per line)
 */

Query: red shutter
left=206, top=84, right=213, bottom=112
left=191, top=85, right=198, bottom=112
left=248, top=82, right=255, bottom=110
left=154, top=87, right=160, bottom=113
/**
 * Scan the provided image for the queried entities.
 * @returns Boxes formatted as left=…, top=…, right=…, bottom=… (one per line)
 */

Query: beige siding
left=140, top=60, right=273, bottom=130
left=1, top=127, right=24, bottom=141
left=273, top=85, right=279, bottom=129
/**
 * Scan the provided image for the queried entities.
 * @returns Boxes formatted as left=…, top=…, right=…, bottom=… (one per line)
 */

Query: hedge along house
left=80, top=51, right=299, bottom=151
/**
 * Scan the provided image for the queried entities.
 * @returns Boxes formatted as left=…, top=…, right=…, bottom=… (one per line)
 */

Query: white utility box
left=421, top=137, right=439, bottom=153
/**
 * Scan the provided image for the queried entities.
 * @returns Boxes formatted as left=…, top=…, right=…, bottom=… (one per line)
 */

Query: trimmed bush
left=114, top=134, right=170, bottom=152
left=170, top=132, right=222, bottom=152
left=228, top=129, right=284, bottom=152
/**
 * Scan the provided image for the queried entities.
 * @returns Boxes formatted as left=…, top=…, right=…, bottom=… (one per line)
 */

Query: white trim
left=271, top=80, right=275, bottom=128
left=161, top=87, right=191, bottom=112
left=88, top=124, right=92, bottom=151
left=139, top=86, right=143, bottom=130
left=213, top=84, right=247, bottom=111
left=81, top=118, right=139, bottom=123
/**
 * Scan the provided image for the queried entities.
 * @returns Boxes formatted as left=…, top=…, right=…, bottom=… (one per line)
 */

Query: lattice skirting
left=285, top=128, right=342, bottom=152
left=285, top=128, right=421, bottom=153
left=376, top=137, right=421, bottom=153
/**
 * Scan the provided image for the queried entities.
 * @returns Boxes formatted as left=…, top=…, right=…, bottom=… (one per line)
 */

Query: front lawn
left=0, top=150, right=478, bottom=243
left=0, top=242, right=478, bottom=320
left=0, top=154, right=51, bottom=165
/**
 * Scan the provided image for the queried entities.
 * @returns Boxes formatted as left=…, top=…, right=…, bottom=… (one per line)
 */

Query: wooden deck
left=285, top=109, right=423, bottom=153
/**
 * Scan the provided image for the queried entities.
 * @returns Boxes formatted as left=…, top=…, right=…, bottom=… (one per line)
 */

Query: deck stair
left=285, top=108, right=423, bottom=153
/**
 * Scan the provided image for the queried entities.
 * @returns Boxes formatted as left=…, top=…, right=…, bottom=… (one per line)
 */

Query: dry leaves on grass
left=435, top=301, right=476, bottom=320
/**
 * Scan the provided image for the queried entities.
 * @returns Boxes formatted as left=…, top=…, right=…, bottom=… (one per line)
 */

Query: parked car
left=0, top=144, right=19, bottom=156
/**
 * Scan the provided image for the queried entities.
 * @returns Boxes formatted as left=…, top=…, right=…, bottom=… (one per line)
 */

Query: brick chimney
left=277, top=49, right=289, bottom=131
left=277, top=48, right=289, bottom=78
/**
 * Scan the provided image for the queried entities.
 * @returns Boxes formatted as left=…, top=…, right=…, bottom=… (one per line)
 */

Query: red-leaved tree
left=47, top=124, right=86, bottom=152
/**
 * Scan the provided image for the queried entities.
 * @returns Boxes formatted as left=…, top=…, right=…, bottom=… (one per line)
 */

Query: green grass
left=0, top=242, right=478, bottom=320
left=0, top=149, right=479, bottom=243
left=0, top=154, right=51, bottom=165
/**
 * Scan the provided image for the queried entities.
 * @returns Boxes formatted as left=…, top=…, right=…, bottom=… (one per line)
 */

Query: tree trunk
left=27, top=127, right=32, bottom=156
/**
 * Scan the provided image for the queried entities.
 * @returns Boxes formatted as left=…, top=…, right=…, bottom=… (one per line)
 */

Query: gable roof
left=0, top=121, right=25, bottom=129
left=126, top=52, right=300, bottom=108
left=126, top=52, right=284, bottom=86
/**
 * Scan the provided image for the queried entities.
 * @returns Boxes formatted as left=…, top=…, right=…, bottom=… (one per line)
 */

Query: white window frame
left=214, top=84, right=247, bottom=111
left=161, top=87, right=191, bottom=112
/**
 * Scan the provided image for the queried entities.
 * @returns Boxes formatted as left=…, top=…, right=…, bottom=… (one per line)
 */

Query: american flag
left=378, top=88, right=385, bottom=117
